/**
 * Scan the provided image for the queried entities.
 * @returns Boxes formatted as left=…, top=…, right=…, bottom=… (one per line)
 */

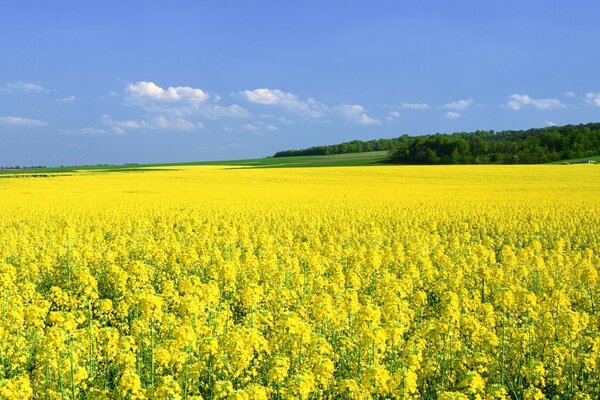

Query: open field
left=0, top=165, right=599, bottom=398
left=0, top=151, right=390, bottom=176
left=3, top=151, right=599, bottom=178
left=193, top=151, right=391, bottom=168
left=547, top=155, right=600, bottom=164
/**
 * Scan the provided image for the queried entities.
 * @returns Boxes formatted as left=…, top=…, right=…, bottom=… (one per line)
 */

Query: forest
left=273, top=123, right=600, bottom=164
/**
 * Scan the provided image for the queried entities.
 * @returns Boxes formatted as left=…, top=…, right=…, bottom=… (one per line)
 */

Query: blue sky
left=1, top=1, right=599, bottom=166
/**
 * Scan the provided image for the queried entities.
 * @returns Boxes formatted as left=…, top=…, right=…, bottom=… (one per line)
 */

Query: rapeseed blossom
left=0, top=165, right=598, bottom=398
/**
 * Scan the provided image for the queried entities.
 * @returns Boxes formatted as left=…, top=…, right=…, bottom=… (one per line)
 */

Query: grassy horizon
left=0, top=151, right=391, bottom=175
left=2, top=150, right=599, bottom=176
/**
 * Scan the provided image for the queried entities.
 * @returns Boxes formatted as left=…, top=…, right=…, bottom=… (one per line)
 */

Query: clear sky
left=1, top=1, right=599, bottom=166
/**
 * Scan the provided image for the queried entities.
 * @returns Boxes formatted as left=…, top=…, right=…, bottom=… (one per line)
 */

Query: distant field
left=2, top=151, right=599, bottom=176
left=192, top=151, right=390, bottom=168
left=547, top=155, right=600, bottom=164
left=0, top=151, right=390, bottom=175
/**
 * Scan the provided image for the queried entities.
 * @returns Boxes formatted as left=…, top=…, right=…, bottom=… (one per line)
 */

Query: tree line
left=273, top=123, right=600, bottom=164
left=273, top=138, right=402, bottom=157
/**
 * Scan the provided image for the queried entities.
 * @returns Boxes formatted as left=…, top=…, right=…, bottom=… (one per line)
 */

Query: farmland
left=0, top=165, right=599, bottom=399
left=0, top=151, right=390, bottom=176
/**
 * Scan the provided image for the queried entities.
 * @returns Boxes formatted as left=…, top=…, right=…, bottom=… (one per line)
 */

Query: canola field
left=0, top=165, right=599, bottom=399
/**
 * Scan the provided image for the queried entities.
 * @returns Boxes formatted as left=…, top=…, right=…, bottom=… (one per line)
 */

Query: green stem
left=57, top=350, right=65, bottom=400
left=88, top=300, right=94, bottom=380
left=150, top=320, right=155, bottom=387
left=69, top=335, right=76, bottom=400
left=182, top=343, right=191, bottom=399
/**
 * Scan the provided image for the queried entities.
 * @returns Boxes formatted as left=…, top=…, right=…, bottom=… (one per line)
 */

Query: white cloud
left=545, top=121, right=557, bottom=127
left=585, top=92, right=600, bottom=107
left=126, top=81, right=209, bottom=103
left=445, top=99, right=474, bottom=110
left=278, top=117, right=294, bottom=124
left=359, top=114, right=380, bottom=125
left=242, top=88, right=288, bottom=104
left=240, top=121, right=278, bottom=135
left=125, top=82, right=252, bottom=121
left=60, top=127, right=106, bottom=135
left=102, top=115, right=145, bottom=134
left=399, top=102, right=430, bottom=109
left=200, top=104, right=252, bottom=119
left=565, top=91, right=577, bottom=98
left=150, top=116, right=203, bottom=130
left=101, top=114, right=202, bottom=134
left=241, top=123, right=260, bottom=131
left=241, top=88, right=389, bottom=126
left=0, top=116, right=48, bottom=126
left=141, top=102, right=252, bottom=120
left=386, top=111, right=400, bottom=121
left=505, top=94, right=566, bottom=110
left=240, top=88, right=327, bottom=118
left=5, top=81, right=46, bottom=93
left=125, top=84, right=385, bottom=127
left=445, top=112, right=461, bottom=119
left=336, top=104, right=381, bottom=125
left=58, top=95, right=76, bottom=102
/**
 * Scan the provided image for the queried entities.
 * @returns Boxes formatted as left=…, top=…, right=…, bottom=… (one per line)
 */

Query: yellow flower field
left=0, top=165, right=598, bottom=399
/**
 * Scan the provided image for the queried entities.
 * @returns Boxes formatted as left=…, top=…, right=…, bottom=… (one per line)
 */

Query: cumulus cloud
left=564, top=91, right=577, bottom=98
left=124, top=82, right=252, bottom=122
left=124, top=84, right=384, bottom=127
left=58, top=95, right=76, bottom=102
left=386, top=111, right=400, bottom=121
left=150, top=115, right=203, bottom=130
left=101, top=115, right=145, bottom=134
left=60, top=127, right=106, bottom=135
left=0, top=116, right=48, bottom=126
left=141, top=102, right=252, bottom=120
left=5, top=81, right=47, bottom=93
left=505, top=94, right=566, bottom=110
left=101, top=114, right=202, bottom=134
left=240, top=88, right=327, bottom=118
left=126, top=81, right=209, bottom=103
left=399, top=102, right=430, bottom=109
left=240, top=121, right=278, bottom=135
left=200, top=104, right=252, bottom=119
left=241, top=89, right=382, bottom=125
left=336, top=104, right=381, bottom=125
left=242, top=88, right=289, bottom=105
left=545, top=121, right=557, bottom=127
left=445, top=99, right=474, bottom=110
left=445, top=112, right=461, bottom=119
left=585, top=92, right=600, bottom=107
